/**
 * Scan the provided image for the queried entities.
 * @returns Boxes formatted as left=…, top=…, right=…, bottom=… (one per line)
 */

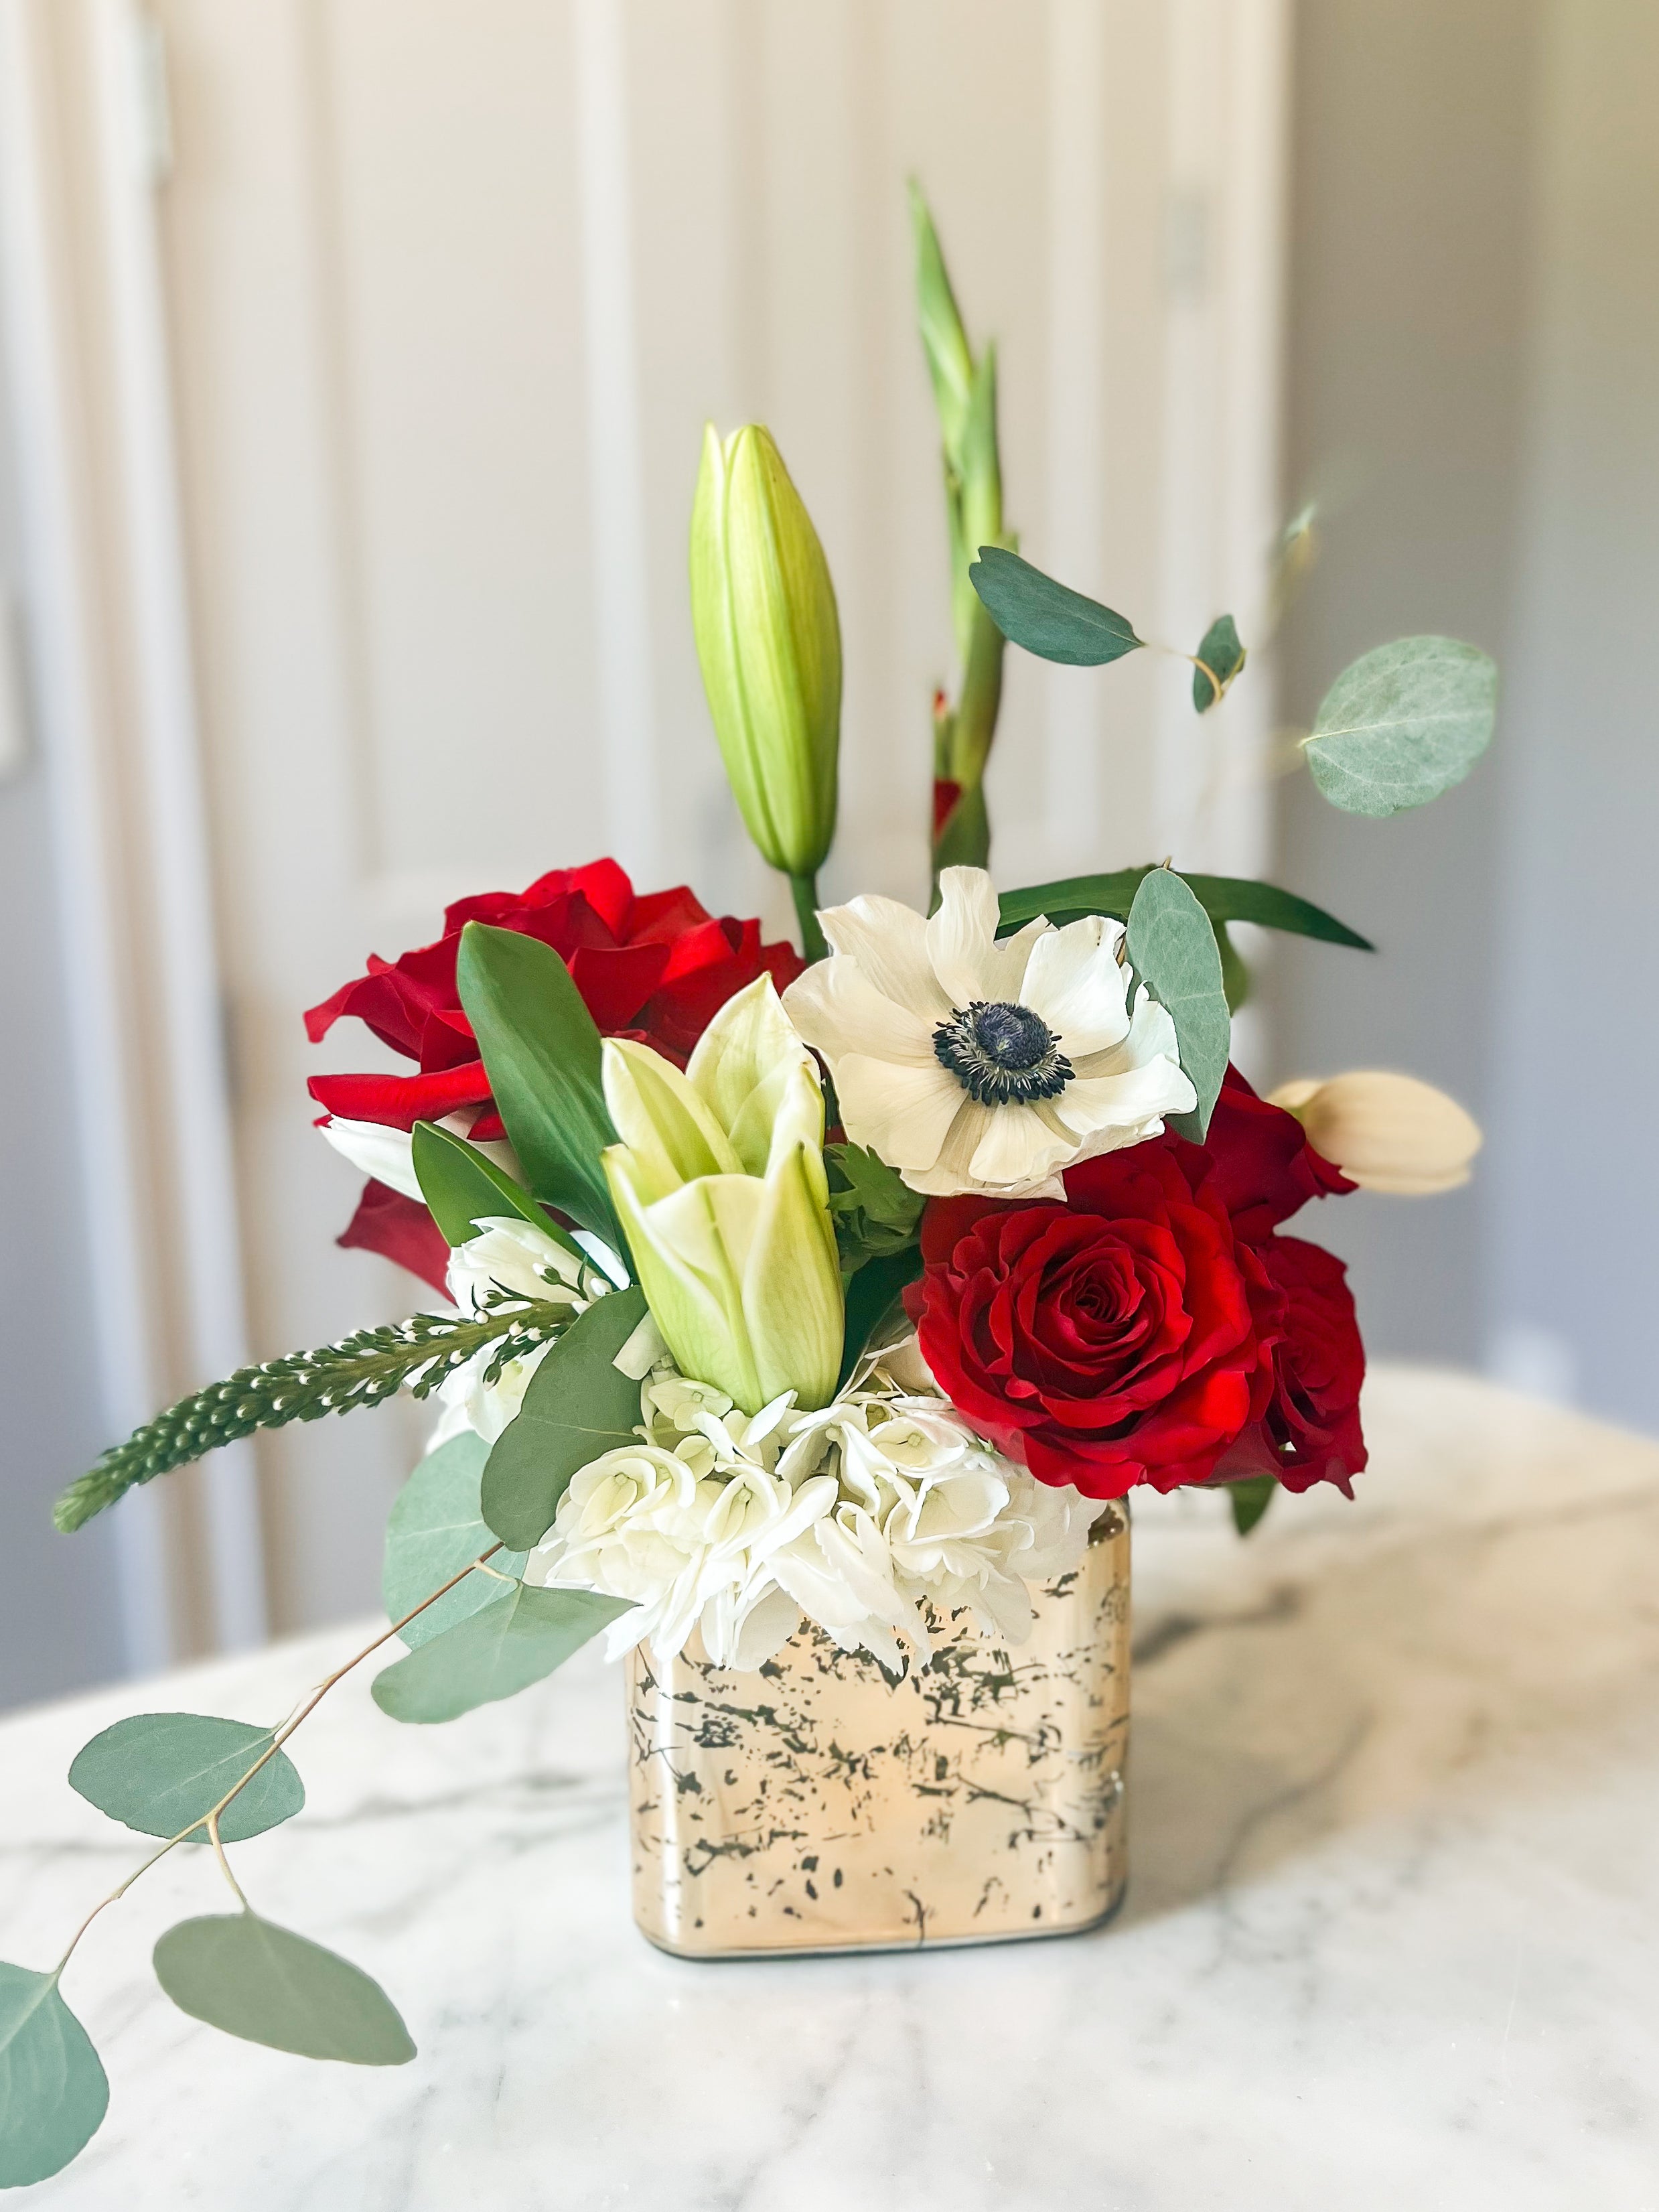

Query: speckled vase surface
left=626, top=1505, right=1129, bottom=1957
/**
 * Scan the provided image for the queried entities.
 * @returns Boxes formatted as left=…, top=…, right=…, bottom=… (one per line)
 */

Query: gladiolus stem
left=790, top=872, right=828, bottom=965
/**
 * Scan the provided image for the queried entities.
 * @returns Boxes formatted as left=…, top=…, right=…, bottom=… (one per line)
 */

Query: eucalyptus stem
left=52, top=1542, right=503, bottom=1976
left=790, top=872, right=828, bottom=964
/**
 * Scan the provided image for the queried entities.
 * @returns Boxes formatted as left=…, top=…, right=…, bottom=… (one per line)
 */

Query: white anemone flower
left=783, top=866, right=1196, bottom=1200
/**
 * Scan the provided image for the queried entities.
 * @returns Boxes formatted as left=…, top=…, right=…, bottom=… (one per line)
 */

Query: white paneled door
left=7, top=0, right=1289, bottom=1655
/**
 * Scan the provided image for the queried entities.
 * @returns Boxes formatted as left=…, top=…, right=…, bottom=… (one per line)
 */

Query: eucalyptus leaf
left=1305, top=635, right=1497, bottom=816
left=152, top=1913, right=415, bottom=2065
left=1126, top=868, right=1230, bottom=1139
left=1193, top=613, right=1246, bottom=712
left=455, top=922, right=621, bottom=1245
left=968, top=547, right=1142, bottom=667
left=0, top=1965, right=109, bottom=2187
left=382, top=1432, right=528, bottom=1650
left=370, top=1582, right=631, bottom=1725
left=68, top=1714, right=303, bottom=1844
left=411, top=1119, right=583, bottom=1258
left=997, top=868, right=1373, bottom=951
left=479, top=1284, right=648, bottom=1550
left=1228, top=1476, right=1277, bottom=1536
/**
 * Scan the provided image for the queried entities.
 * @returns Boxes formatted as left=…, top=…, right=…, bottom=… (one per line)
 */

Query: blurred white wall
left=1273, top=0, right=1659, bottom=1432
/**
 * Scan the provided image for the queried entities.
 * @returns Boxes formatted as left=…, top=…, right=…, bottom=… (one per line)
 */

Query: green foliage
left=998, top=867, right=1373, bottom=951
left=968, top=547, right=1142, bottom=667
left=455, top=922, right=622, bottom=1247
left=931, top=776, right=991, bottom=880
left=1305, top=635, right=1498, bottom=816
left=1127, top=868, right=1231, bottom=1140
left=68, top=1715, right=303, bottom=1845
left=1228, top=1476, right=1277, bottom=1536
left=826, top=1144, right=926, bottom=1277
left=1193, top=614, right=1246, bottom=712
left=479, top=1285, right=650, bottom=1551
left=382, top=1433, right=528, bottom=1650
left=55, top=1298, right=574, bottom=1533
left=152, top=1914, right=415, bottom=2065
left=1216, top=921, right=1250, bottom=1014
left=370, top=1583, right=631, bottom=1725
left=411, top=1119, right=583, bottom=1256
left=837, top=1247, right=927, bottom=1392
left=0, top=1965, right=109, bottom=2187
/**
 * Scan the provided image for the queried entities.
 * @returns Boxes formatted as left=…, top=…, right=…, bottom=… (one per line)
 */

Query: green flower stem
left=790, top=871, right=828, bottom=964
left=52, top=1543, right=503, bottom=1978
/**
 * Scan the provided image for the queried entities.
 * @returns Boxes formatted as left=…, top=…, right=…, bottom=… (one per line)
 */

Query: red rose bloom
left=1202, top=1064, right=1354, bottom=1237
left=1222, top=1235, right=1368, bottom=1495
left=307, top=857, right=803, bottom=1287
left=909, top=1142, right=1278, bottom=1497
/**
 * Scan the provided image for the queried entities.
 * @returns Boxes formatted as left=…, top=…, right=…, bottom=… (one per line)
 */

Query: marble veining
left=2, top=1367, right=1657, bottom=2209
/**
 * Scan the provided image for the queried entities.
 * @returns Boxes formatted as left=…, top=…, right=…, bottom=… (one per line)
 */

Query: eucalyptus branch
left=53, top=1542, right=503, bottom=1976
left=56, top=1296, right=573, bottom=1532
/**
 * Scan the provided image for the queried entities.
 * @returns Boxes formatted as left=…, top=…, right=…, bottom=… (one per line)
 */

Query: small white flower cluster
left=425, top=1217, right=607, bottom=1449
left=522, top=1344, right=1103, bottom=1673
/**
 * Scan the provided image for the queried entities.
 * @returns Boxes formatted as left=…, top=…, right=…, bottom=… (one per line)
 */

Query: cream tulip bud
left=689, top=424, right=842, bottom=898
left=1269, top=1071, right=1482, bottom=1196
left=600, top=977, right=843, bottom=1415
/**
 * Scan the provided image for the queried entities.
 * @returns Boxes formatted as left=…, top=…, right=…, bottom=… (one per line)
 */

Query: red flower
left=307, top=858, right=804, bottom=1281
left=908, top=1142, right=1278, bottom=1497
left=1202, top=1064, right=1354, bottom=1238
left=1221, top=1237, right=1368, bottom=1495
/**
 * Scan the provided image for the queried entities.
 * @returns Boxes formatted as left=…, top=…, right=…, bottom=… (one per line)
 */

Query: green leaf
left=837, top=1246, right=926, bottom=1391
left=0, top=1965, right=109, bottom=2186
left=1193, top=613, right=1246, bottom=712
left=1304, top=635, right=1497, bottom=817
left=479, top=1284, right=649, bottom=1550
left=1228, top=1476, right=1278, bottom=1536
left=826, top=1144, right=926, bottom=1277
left=455, top=922, right=621, bottom=1246
left=68, top=1714, right=303, bottom=1844
left=968, top=547, right=1142, bottom=667
left=410, top=1119, right=584, bottom=1259
left=382, top=1432, right=528, bottom=1649
left=997, top=868, right=1374, bottom=952
left=152, top=1914, right=415, bottom=2065
left=1127, top=868, right=1231, bottom=1140
left=1216, top=920, right=1250, bottom=1014
left=370, top=1582, right=631, bottom=1724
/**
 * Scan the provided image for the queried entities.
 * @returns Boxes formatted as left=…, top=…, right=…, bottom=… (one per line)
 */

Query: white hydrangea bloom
left=425, top=1217, right=597, bottom=1448
left=524, top=1341, right=1103, bottom=1673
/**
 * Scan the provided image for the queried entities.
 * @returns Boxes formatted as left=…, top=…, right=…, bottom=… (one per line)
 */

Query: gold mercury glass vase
left=626, top=1503, right=1129, bottom=1957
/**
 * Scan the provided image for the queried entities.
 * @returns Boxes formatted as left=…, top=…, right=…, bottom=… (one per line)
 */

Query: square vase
left=626, top=1505, right=1129, bottom=1957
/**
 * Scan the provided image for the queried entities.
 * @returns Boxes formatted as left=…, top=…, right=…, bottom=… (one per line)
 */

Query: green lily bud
left=601, top=977, right=843, bottom=1414
left=689, top=425, right=842, bottom=938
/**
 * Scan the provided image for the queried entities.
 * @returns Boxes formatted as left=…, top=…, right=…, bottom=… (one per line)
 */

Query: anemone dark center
left=932, top=1000, right=1074, bottom=1107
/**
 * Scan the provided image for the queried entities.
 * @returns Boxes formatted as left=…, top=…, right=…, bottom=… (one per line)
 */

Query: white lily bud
left=600, top=977, right=843, bottom=1413
left=1269, top=1070, right=1482, bottom=1196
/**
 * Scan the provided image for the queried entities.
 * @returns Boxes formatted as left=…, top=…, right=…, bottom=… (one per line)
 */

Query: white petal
left=317, top=1115, right=421, bottom=1200
left=968, top=1104, right=1074, bottom=1190
left=816, top=894, right=951, bottom=1022
left=1052, top=1056, right=1195, bottom=1139
left=1018, top=916, right=1132, bottom=1059
left=981, top=916, right=1049, bottom=1004
left=782, top=955, right=938, bottom=1069
left=833, top=1054, right=966, bottom=1173
left=925, top=867, right=1001, bottom=1008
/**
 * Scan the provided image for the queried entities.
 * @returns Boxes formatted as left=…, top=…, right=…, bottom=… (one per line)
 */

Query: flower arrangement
left=0, top=192, right=1492, bottom=2186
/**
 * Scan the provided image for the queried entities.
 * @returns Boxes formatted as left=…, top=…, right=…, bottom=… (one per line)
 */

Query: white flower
left=523, top=1340, right=1102, bottom=1673
left=426, top=1217, right=595, bottom=1447
left=317, top=1109, right=518, bottom=1201
left=783, top=865, right=1195, bottom=1200
left=1269, top=1070, right=1482, bottom=1196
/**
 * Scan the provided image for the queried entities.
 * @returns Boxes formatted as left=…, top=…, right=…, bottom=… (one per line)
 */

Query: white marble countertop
left=3, top=1365, right=1657, bottom=2210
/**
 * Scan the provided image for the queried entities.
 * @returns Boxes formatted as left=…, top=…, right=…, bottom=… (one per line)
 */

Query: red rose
left=908, top=1142, right=1277, bottom=1497
left=1222, top=1236, right=1368, bottom=1495
left=1203, top=1064, right=1354, bottom=1238
left=307, top=857, right=803, bottom=1286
